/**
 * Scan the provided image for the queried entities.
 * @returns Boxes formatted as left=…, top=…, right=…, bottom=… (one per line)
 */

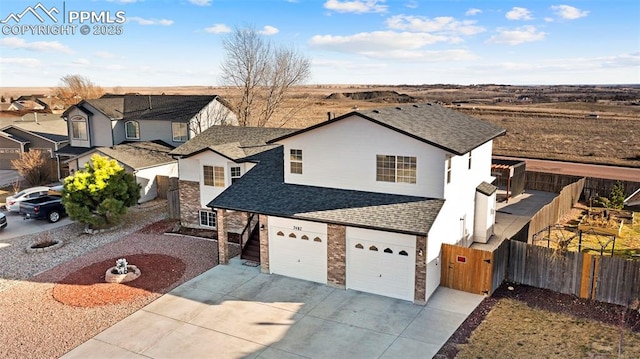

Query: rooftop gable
left=270, top=103, right=506, bottom=155
left=170, top=125, right=296, bottom=160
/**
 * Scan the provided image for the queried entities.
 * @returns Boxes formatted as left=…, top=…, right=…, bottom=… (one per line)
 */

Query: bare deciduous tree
left=220, top=27, right=311, bottom=127
left=53, top=74, right=105, bottom=107
left=11, top=150, right=52, bottom=186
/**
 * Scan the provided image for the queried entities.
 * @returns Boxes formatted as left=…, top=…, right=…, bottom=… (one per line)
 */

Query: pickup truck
left=19, top=194, right=66, bottom=223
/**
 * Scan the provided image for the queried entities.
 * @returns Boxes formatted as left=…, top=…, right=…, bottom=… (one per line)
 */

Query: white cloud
left=106, top=64, right=127, bottom=71
left=487, top=26, right=546, bottom=45
left=95, top=51, right=116, bottom=59
left=127, top=17, right=174, bottom=26
left=405, top=1, right=418, bottom=9
left=506, top=7, right=533, bottom=20
left=551, top=5, right=589, bottom=20
left=189, top=0, right=212, bottom=6
left=465, top=8, right=482, bottom=16
left=386, top=15, right=485, bottom=36
left=323, top=0, right=387, bottom=14
left=0, top=37, right=73, bottom=54
left=362, top=49, right=477, bottom=62
left=309, top=31, right=449, bottom=53
left=0, top=57, right=41, bottom=67
left=204, top=24, right=232, bottom=34
left=72, top=58, right=90, bottom=66
left=259, top=25, right=279, bottom=36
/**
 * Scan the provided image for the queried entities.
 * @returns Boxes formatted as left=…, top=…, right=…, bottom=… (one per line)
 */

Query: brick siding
left=414, top=235, right=427, bottom=304
left=327, top=224, right=346, bottom=288
left=259, top=214, right=269, bottom=273
left=178, top=180, right=200, bottom=228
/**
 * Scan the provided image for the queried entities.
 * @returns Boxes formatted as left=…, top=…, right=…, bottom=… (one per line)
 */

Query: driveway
left=0, top=210, right=73, bottom=241
left=62, top=259, right=483, bottom=359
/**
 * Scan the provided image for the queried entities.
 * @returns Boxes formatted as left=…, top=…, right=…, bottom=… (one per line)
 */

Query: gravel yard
left=0, top=201, right=219, bottom=358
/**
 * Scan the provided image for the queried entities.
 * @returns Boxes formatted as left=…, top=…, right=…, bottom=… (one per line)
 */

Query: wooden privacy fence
left=167, top=189, right=180, bottom=219
left=526, top=177, right=585, bottom=243
left=508, top=240, right=640, bottom=306
left=440, top=241, right=509, bottom=296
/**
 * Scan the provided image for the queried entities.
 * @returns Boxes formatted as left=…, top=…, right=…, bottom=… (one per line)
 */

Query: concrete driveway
left=62, top=259, right=483, bottom=359
left=0, top=210, right=73, bottom=240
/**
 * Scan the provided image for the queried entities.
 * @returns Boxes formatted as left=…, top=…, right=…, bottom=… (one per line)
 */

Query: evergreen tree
left=609, top=181, right=626, bottom=210
left=62, top=155, right=140, bottom=229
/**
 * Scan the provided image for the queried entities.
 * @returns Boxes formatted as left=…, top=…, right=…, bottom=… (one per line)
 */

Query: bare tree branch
left=219, top=27, right=310, bottom=127
left=52, top=74, right=105, bottom=107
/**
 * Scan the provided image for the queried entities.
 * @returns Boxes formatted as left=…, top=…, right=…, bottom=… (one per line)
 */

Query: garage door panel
left=347, top=232, right=416, bottom=301
left=268, top=219, right=327, bottom=284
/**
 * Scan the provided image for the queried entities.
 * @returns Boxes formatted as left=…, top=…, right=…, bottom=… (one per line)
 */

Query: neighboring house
left=625, top=188, right=640, bottom=207
left=74, top=141, right=177, bottom=203
left=57, top=93, right=236, bottom=184
left=174, top=103, right=505, bottom=304
left=7, top=100, right=47, bottom=111
left=0, top=116, right=69, bottom=177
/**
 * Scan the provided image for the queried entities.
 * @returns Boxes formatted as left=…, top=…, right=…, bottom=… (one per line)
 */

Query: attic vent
left=395, top=107, right=402, bottom=110
left=372, top=110, right=380, bottom=113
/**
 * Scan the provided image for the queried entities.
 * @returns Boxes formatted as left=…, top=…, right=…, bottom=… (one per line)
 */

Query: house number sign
left=293, top=226, right=302, bottom=231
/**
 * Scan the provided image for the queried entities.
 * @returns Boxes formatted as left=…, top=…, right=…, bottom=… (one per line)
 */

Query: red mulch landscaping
left=53, top=254, right=186, bottom=307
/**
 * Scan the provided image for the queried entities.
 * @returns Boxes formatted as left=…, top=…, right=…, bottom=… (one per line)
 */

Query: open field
left=2, top=84, right=639, bottom=167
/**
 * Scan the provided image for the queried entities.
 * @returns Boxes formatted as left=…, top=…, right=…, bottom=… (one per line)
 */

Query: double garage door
left=268, top=217, right=416, bottom=301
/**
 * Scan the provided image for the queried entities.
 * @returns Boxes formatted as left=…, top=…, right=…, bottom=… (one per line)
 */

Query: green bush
left=62, top=154, right=140, bottom=228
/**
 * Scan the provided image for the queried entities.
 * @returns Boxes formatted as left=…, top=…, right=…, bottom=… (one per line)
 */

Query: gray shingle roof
left=95, top=140, right=175, bottom=170
left=210, top=147, right=444, bottom=236
left=56, top=146, right=95, bottom=157
left=67, top=95, right=223, bottom=124
left=270, top=103, right=506, bottom=155
left=170, top=126, right=297, bottom=160
left=476, top=181, right=498, bottom=196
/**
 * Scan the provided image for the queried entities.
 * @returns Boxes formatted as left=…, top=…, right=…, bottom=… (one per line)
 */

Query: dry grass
left=456, top=299, right=640, bottom=359
left=2, top=85, right=639, bottom=167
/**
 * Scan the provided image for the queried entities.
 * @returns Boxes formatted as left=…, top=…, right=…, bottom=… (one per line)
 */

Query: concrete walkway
left=62, top=259, right=484, bottom=359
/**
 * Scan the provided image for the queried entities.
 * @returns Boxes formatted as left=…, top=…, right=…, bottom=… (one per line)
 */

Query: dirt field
left=2, top=84, right=639, bottom=167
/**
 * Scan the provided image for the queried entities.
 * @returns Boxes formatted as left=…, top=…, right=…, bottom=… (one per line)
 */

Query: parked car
left=19, top=188, right=65, bottom=223
left=0, top=212, right=6, bottom=230
left=5, top=186, right=50, bottom=212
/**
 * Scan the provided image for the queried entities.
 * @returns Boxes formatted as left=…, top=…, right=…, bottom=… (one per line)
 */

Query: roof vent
left=413, top=104, right=419, bottom=108
left=372, top=110, right=380, bottom=113
left=427, top=103, right=433, bottom=106
left=395, top=107, right=402, bottom=110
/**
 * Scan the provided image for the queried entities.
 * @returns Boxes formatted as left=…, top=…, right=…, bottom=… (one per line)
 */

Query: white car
left=0, top=212, right=6, bottom=230
left=5, top=186, right=51, bottom=212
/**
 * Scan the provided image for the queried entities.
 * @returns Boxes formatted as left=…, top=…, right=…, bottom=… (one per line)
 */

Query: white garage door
left=347, top=227, right=416, bottom=301
left=268, top=217, right=327, bottom=284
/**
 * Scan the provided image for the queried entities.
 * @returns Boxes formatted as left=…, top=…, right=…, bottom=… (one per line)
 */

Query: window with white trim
left=70, top=116, right=88, bottom=140
left=125, top=121, right=140, bottom=139
left=376, top=155, right=416, bottom=183
left=290, top=149, right=302, bottom=174
left=446, top=156, right=452, bottom=184
left=230, top=166, right=241, bottom=184
left=203, top=165, right=225, bottom=187
left=468, top=150, right=472, bottom=170
left=172, top=122, right=188, bottom=142
left=199, top=210, right=216, bottom=227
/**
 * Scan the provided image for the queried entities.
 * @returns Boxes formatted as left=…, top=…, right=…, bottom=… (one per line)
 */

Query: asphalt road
left=494, top=156, right=640, bottom=182
left=0, top=210, right=73, bottom=241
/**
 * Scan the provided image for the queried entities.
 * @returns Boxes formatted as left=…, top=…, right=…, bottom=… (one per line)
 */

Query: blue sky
left=0, top=0, right=638, bottom=87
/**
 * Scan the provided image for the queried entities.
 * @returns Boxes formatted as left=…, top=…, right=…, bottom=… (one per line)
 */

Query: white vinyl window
left=70, top=116, right=88, bottom=140
left=447, top=156, right=452, bottom=184
left=199, top=210, right=216, bottom=228
left=290, top=149, right=302, bottom=174
left=172, top=122, right=188, bottom=142
left=376, top=155, right=416, bottom=183
left=230, top=166, right=241, bottom=184
left=125, top=121, right=140, bottom=139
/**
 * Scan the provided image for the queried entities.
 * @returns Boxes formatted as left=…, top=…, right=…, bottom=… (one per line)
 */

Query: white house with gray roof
left=172, top=103, right=505, bottom=304
left=55, top=94, right=236, bottom=202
